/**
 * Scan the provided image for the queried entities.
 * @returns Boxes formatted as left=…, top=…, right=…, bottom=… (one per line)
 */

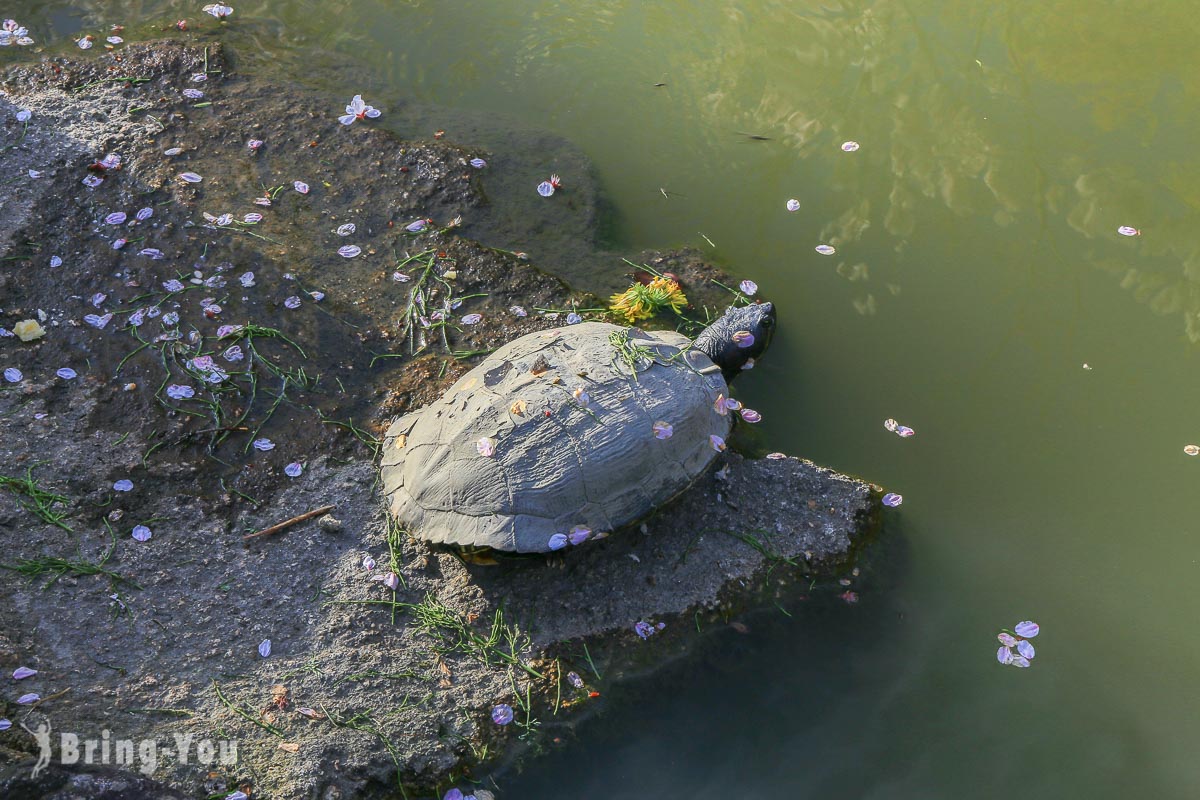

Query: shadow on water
left=492, top=518, right=912, bottom=799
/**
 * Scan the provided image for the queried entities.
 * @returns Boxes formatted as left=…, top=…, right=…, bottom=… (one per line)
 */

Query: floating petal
left=105, top=212, right=127, bottom=225
left=739, top=408, right=762, bottom=423
left=179, top=172, right=203, bottom=183
left=652, top=421, right=673, bottom=439
left=1010, top=655, right=1031, bottom=668
left=815, top=244, right=836, bottom=255
left=470, top=158, right=487, bottom=168
left=17, top=693, right=40, bottom=704
left=1014, top=620, right=1039, bottom=638
left=882, top=493, right=903, bottom=507
left=284, top=462, right=303, bottom=478
left=1117, top=226, right=1140, bottom=237
left=3, top=368, right=22, bottom=383
left=786, top=199, right=800, bottom=212
left=258, top=639, right=272, bottom=658
left=548, top=533, right=568, bottom=550
left=1016, top=640, right=1035, bottom=659
left=568, top=525, right=591, bottom=545
left=461, top=313, right=482, bottom=325
left=293, top=181, right=309, bottom=194
left=739, top=279, right=758, bottom=295
left=709, top=434, right=726, bottom=452
left=537, top=181, right=555, bottom=197
left=477, top=437, right=497, bottom=457
left=841, top=141, right=860, bottom=152
left=997, top=632, right=1017, bottom=647
left=997, top=646, right=1014, bottom=665
left=56, top=368, right=77, bottom=380
left=131, top=525, right=152, bottom=542
left=1186, top=445, right=1199, bottom=456
left=336, top=223, right=356, bottom=236
left=491, top=704, right=514, bottom=725
left=337, top=245, right=361, bottom=258
left=113, top=479, right=134, bottom=492
left=12, top=667, right=37, bottom=680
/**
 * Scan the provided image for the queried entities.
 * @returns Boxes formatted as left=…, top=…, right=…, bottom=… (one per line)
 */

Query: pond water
left=9, top=1, right=1200, bottom=797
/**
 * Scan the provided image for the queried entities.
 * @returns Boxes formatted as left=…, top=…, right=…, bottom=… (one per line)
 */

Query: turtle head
left=692, top=302, right=775, bottom=382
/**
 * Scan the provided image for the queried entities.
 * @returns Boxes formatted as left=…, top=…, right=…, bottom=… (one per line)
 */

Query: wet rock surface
left=0, top=40, right=878, bottom=800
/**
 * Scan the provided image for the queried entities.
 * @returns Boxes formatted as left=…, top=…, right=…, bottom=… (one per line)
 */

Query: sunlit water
left=8, top=1, right=1200, bottom=797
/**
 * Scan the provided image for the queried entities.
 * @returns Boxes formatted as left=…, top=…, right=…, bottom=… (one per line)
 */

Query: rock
left=0, top=37, right=878, bottom=800
left=316, top=515, right=343, bottom=533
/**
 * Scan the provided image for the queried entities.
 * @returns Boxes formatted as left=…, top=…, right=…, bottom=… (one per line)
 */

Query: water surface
left=8, top=1, right=1200, bottom=797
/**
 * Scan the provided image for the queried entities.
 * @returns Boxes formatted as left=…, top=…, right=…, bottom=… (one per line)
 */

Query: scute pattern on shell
left=382, top=322, right=731, bottom=552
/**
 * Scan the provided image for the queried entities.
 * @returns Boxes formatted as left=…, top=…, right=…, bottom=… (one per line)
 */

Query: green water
left=11, top=1, right=1200, bottom=796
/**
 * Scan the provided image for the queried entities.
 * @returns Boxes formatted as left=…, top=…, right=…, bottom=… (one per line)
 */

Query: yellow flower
left=608, top=277, right=688, bottom=323
left=13, top=319, right=45, bottom=342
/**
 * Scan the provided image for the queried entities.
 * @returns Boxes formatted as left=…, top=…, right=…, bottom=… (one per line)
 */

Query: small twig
left=243, top=505, right=334, bottom=541
left=28, top=687, right=71, bottom=710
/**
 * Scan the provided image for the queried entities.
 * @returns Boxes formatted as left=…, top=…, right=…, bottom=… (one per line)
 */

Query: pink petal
left=1014, top=620, right=1039, bottom=638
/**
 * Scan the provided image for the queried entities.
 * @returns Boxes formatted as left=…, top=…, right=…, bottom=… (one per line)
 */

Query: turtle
left=380, top=302, right=775, bottom=553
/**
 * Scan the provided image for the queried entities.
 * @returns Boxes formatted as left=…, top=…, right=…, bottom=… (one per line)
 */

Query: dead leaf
left=510, top=399, right=527, bottom=416
left=278, top=742, right=300, bottom=753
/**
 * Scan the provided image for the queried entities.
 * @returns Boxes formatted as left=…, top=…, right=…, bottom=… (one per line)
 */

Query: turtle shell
left=381, top=322, right=733, bottom=553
